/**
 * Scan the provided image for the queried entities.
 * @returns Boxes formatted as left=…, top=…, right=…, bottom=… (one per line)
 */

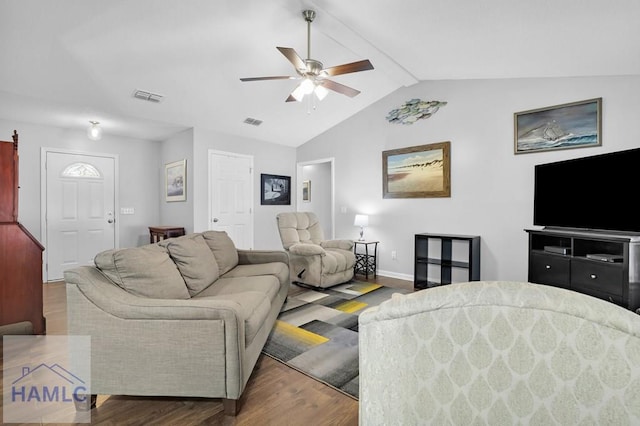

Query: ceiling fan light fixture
left=300, top=78, right=315, bottom=95
left=291, top=84, right=306, bottom=102
left=314, top=84, right=328, bottom=101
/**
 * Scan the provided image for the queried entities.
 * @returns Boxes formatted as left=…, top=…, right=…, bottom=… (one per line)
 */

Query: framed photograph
left=165, top=159, right=186, bottom=202
left=382, top=141, right=451, bottom=198
left=261, top=174, right=291, bottom=205
left=302, top=180, right=311, bottom=202
left=514, top=98, right=602, bottom=154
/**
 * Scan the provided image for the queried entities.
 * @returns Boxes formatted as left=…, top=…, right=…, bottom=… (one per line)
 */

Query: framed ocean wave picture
left=514, top=98, right=602, bottom=154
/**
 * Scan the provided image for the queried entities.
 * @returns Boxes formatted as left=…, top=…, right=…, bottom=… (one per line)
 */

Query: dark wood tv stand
left=525, top=228, right=640, bottom=312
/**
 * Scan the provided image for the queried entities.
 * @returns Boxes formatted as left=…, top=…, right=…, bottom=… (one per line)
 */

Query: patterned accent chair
left=359, top=281, right=640, bottom=425
left=276, top=212, right=355, bottom=288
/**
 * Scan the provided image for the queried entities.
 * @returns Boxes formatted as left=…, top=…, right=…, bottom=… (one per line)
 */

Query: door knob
left=107, top=218, right=114, bottom=224
left=213, top=218, right=219, bottom=223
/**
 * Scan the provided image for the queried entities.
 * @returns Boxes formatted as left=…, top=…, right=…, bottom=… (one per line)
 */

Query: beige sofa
left=359, top=281, right=640, bottom=425
left=65, top=231, right=290, bottom=415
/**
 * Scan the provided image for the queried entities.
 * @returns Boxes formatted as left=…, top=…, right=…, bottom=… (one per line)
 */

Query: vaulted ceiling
left=1, top=0, right=638, bottom=146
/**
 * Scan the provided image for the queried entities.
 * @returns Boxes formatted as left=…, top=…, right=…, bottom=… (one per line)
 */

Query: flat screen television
left=533, top=147, right=640, bottom=234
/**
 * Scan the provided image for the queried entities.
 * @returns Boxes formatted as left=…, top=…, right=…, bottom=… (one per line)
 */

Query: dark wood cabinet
left=526, top=228, right=640, bottom=311
left=0, top=131, right=46, bottom=335
left=414, top=233, right=480, bottom=289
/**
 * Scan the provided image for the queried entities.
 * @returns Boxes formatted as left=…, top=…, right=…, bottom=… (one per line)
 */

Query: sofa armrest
left=320, top=239, right=354, bottom=250
left=65, top=267, right=245, bottom=322
left=237, top=249, right=288, bottom=265
left=289, top=243, right=326, bottom=256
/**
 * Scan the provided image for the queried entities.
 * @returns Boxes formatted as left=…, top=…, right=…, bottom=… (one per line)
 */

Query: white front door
left=209, top=150, right=253, bottom=249
left=45, top=151, right=116, bottom=281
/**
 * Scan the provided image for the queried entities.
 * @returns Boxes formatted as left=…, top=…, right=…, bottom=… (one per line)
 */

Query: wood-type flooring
left=1, top=274, right=411, bottom=426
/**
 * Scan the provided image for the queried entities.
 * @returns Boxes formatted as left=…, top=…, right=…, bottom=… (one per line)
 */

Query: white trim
left=296, top=157, right=335, bottom=239
left=207, top=149, right=254, bottom=248
left=377, top=269, right=413, bottom=282
left=40, top=147, right=120, bottom=282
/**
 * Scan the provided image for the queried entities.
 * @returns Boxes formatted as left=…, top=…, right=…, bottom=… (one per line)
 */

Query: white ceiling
left=1, top=0, right=639, bottom=147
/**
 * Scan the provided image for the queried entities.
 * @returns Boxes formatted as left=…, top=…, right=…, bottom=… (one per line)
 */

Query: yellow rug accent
left=274, top=320, right=329, bottom=345
left=334, top=300, right=368, bottom=313
left=351, top=283, right=382, bottom=294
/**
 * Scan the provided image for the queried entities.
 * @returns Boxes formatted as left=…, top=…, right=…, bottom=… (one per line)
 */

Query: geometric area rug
left=261, top=280, right=413, bottom=400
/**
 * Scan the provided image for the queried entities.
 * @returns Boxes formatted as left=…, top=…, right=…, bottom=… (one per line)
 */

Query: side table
left=354, top=240, right=379, bottom=279
left=149, top=226, right=185, bottom=243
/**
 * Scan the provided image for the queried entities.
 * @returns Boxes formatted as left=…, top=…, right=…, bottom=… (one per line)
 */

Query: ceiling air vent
left=243, top=117, right=263, bottom=126
left=133, top=89, right=164, bottom=103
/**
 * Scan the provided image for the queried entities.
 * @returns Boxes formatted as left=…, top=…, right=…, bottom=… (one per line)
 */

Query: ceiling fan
left=240, top=9, right=374, bottom=103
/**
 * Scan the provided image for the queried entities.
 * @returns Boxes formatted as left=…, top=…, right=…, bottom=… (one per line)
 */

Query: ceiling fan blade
left=277, top=47, right=306, bottom=72
left=322, top=59, right=374, bottom=77
left=321, top=79, right=361, bottom=98
left=285, top=94, right=297, bottom=102
left=240, top=76, right=294, bottom=82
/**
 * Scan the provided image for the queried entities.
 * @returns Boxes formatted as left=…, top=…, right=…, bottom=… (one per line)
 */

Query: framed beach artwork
left=165, top=159, right=186, bottom=202
left=514, top=98, right=602, bottom=154
left=382, top=141, right=451, bottom=198
left=261, top=174, right=291, bottom=205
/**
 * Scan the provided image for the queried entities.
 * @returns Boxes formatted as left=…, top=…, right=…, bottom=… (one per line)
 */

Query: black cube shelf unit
left=526, top=228, right=640, bottom=312
left=414, top=233, right=481, bottom=289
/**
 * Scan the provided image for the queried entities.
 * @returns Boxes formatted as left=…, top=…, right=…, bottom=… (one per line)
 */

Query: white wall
left=299, top=162, right=332, bottom=237
left=0, top=118, right=161, bottom=248
left=192, top=127, right=297, bottom=250
left=296, top=75, right=640, bottom=281
left=159, top=128, right=194, bottom=233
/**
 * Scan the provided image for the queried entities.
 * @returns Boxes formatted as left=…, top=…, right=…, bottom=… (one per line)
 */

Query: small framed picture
left=514, top=98, right=602, bottom=154
left=165, top=159, right=186, bottom=202
left=261, top=174, right=291, bottom=205
left=302, top=180, right=311, bottom=202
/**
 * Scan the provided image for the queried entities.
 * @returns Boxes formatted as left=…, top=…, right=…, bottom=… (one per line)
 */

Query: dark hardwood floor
left=1, top=274, right=411, bottom=425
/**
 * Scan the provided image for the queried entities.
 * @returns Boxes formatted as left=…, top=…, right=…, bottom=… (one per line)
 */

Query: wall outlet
left=340, top=206, right=347, bottom=214
left=391, top=250, right=397, bottom=260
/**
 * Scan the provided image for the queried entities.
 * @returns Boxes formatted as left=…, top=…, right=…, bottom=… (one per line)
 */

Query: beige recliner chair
left=276, top=212, right=355, bottom=288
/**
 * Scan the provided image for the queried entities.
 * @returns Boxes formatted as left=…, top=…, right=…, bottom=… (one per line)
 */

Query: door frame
left=207, top=149, right=254, bottom=247
left=40, top=147, right=120, bottom=282
left=296, top=157, right=335, bottom=239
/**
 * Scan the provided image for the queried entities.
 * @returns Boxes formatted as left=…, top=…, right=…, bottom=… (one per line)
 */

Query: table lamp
left=354, top=214, right=369, bottom=241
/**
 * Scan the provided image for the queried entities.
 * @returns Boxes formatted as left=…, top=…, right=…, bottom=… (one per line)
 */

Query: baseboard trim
left=376, top=269, right=413, bottom=282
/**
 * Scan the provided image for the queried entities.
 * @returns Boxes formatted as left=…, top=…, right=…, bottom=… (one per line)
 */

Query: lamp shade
left=354, top=214, right=369, bottom=227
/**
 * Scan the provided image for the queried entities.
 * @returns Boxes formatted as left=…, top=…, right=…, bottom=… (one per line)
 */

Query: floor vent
left=133, top=89, right=164, bottom=103
left=243, top=117, right=263, bottom=126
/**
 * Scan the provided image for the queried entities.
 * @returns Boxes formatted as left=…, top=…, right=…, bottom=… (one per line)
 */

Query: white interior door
left=209, top=150, right=253, bottom=249
left=45, top=151, right=116, bottom=281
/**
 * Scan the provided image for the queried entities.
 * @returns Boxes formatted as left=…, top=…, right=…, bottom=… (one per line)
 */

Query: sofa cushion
left=197, top=275, right=281, bottom=304
left=163, top=234, right=220, bottom=296
left=219, top=263, right=288, bottom=300
left=202, top=231, right=238, bottom=275
left=94, top=245, right=190, bottom=299
left=199, top=291, right=272, bottom=346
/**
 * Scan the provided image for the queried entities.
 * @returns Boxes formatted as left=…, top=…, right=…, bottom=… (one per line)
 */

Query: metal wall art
left=386, top=99, right=447, bottom=125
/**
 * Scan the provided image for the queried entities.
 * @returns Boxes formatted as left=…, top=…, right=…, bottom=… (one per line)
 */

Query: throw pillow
left=94, top=244, right=190, bottom=299
left=202, top=230, right=239, bottom=275
left=164, top=234, right=220, bottom=296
